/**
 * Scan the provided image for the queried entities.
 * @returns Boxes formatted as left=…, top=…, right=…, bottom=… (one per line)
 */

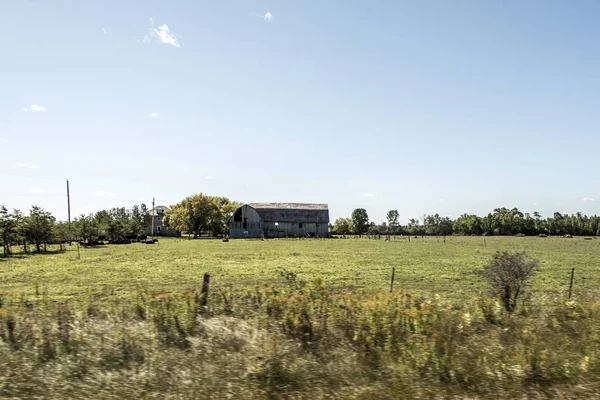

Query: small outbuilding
left=228, top=203, right=329, bottom=238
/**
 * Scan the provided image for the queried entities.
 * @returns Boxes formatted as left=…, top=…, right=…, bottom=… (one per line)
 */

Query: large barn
left=228, top=203, right=330, bottom=238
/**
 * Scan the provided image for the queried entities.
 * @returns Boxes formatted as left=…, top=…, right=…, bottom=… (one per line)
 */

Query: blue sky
left=1, top=0, right=599, bottom=223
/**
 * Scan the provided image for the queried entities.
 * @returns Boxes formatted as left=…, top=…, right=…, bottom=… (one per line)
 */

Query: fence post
left=568, top=268, right=575, bottom=299
left=201, top=273, right=211, bottom=307
left=390, top=267, right=396, bottom=293
left=77, top=244, right=81, bottom=260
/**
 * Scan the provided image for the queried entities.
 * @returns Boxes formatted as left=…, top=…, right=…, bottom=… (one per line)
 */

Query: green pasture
left=1, top=236, right=598, bottom=302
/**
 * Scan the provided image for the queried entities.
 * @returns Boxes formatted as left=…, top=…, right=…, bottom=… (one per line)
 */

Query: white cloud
left=28, top=188, right=46, bottom=194
left=102, top=28, right=107, bottom=35
left=21, top=104, right=47, bottom=112
left=532, top=202, right=539, bottom=206
left=0, top=138, right=7, bottom=143
left=92, top=191, right=117, bottom=197
left=250, top=12, right=273, bottom=22
left=145, top=20, right=180, bottom=47
left=583, top=197, right=595, bottom=202
left=363, top=193, right=375, bottom=197
left=205, top=176, right=213, bottom=180
left=148, top=112, right=160, bottom=118
left=14, top=162, right=39, bottom=169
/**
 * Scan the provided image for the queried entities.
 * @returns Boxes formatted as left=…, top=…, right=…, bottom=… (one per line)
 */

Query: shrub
left=478, top=251, right=539, bottom=313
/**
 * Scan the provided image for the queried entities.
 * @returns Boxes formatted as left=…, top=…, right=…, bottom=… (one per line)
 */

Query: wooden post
left=484, top=236, right=486, bottom=248
left=390, top=267, right=396, bottom=293
left=76, top=244, right=81, bottom=260
left=66, top=179, right=71, bottom=244
left=568, top=268, right=575, bottom=299
left=201, top=273, right=210, bottom=307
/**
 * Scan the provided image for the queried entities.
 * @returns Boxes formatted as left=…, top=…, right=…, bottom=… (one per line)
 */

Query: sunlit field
left=2, top=236, right=599, bottom=302
left=2, top=236, right=600, bottom=399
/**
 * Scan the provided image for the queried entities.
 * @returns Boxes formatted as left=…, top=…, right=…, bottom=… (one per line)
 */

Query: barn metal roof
left=248, top=203, right=329, bottom=223
left=249, top=203, right=328, bottom=210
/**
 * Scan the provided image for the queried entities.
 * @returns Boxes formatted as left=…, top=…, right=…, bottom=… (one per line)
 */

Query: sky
left=1, top=0, right=599, bottom=224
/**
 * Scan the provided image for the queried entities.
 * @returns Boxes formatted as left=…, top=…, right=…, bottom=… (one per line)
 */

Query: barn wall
left=228, top=205, right=264, bottom=238
left=263, top=222, right=328, bottom=237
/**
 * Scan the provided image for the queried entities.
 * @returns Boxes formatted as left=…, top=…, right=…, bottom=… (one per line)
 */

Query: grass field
left=2, top=237, right=600, bottom=399
left=1, top=236, right=599, bottom=302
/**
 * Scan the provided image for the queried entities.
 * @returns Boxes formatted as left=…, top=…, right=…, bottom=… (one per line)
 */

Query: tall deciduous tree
left=23, top=206, right=55, bottom=252
left=163, top=194, right=240, bottom=237
left=386, top=210, right=399, bottom=233
left=351, top=208, right=369, bottom=235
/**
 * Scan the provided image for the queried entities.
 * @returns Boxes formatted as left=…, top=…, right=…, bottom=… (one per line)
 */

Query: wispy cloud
left=250, top=12, right=273, bottom=22
left=532, top=202, right=539, bottom=206
left=102, top=28, right=108, bottom=35
left=363, top=193, right=376, bottom=197
left=0, top=138, right=7, bottom=143
left=92, top=191, right=117, bottom=197
left=145, top=19, right=180, bottom=47
left=148, top=112, right=160, bottom=118
left=14, top=162, right=39, bottom=169
left=205, top=176, right=213, bottom=180
left=21, top=104, right=47, bottom=112
left=583, top=197, right=595, bottom=202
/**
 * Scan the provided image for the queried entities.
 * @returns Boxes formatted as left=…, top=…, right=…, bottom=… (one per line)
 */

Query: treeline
left=334, top=207, right=600, bottom=237
left=0, top=204, right=148, bottom=256
left=0, top=193, right=241, bottom=256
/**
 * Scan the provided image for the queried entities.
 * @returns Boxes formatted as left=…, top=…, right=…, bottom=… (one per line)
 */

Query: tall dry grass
left=1, top=278, right=600, bottom=399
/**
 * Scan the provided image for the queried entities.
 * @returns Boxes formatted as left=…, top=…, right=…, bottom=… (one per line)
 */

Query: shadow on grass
left=1, top=248, right=69, bottom=261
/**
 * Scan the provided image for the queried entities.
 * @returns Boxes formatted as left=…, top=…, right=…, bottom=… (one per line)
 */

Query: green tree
left=209, top=197, right=242, bottom=235
left=52, top=221, right=71, bottom=249
left=129, top=204, right=145, bottom=237
left=23, top=206, right=56, bottom=252
left=163, top=194, right=239, bottom=237
left=386, top=210, right=399, bottom=233
left=351, top=208, right=369, bottom=235
left=333, top=218, right=352, bottom=235
left=75, top=214, right=101, bottom=243
left=0, top=206, right=21, bottom=256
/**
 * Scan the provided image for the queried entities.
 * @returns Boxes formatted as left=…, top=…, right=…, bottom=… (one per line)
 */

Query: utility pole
left=66, top=179, right=72, bottom=243
left=151, top=197, right=155, bottom=239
